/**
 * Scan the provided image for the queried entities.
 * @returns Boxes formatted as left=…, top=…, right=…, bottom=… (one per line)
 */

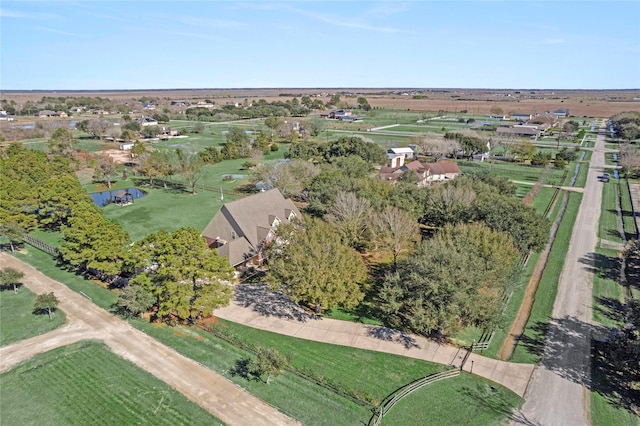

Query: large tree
left=60, top=203, right=129, bottom=277
left=116, top=283, right=156, bottom=318
left=326, top=191, right=372, bottom=250
left=266, top=218, right=368, bottom=314
left=175, top=149, right=205, bottom=194
left=127, top=227, right=234, bottom=322
left=46, top=128, right=76, bottom=158
left=373, top=205, right=419, bottom=267
left=412, top=133, right=459, bottom=161
left=378, top=223, right=519, bottom=335
left=39, top=175, right=93, bottom=229
left=94, top=154, right=117, bottom=189
left=474, top=192, right=549, bottom=254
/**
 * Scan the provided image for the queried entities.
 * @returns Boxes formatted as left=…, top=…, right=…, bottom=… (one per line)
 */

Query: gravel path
left=512, top=120, right=608, bottom=426
left=0, top=253, right=299, bottom=426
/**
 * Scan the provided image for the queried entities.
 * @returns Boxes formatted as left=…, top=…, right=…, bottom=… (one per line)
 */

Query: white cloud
left=0, top=8, right=59, bottom=20
left=32, top=26, right=78, bottom=37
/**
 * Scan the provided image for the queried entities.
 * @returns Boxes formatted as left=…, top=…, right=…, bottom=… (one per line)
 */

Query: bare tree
left=176, top=149, right=204, bottom=194
left=87, top=119, right=110, bottom=140
left=250, top=159, right=319, bottom=197
left=491, top=133, right=518, bottom=159
left=326, top=192, right=372, bottom=249
left=620, top=143, right=640, bottom=178
left=94, top=154, right=117, bottom=188
left=412, top=133, right=459, bottom=162
left=374, top=206, right=419, bottom=267
left=107, top=126, right=121, bottom=142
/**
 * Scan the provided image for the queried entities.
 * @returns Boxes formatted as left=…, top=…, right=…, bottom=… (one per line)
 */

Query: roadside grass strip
left=591, top=339, right=640, bottom=426
left=381, top=373, right=524, bottom=426
left=0, top=341, right=222, bottom=426
left=599, top=178, right=624, bottom=245
left=511, top=192, right=583, bottom=364
left=0, top=286, right=66, bottom=347
left=591, top=389, right=640, bottom=426
left=592, top=247, right=628, bottom=329
left=621, top=179, right=638, bottom=239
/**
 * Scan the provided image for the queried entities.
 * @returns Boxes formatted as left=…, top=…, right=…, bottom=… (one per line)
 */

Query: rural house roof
left=201, top=189, right=301, bottom=266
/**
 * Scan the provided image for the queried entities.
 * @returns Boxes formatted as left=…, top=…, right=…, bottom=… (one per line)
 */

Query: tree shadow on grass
left=366, top=326, right=419, bottom=350
left=594, top=296, right=626, bottom=325
left=0, top=283, right=23, bottom=292
left=460, top=383, right=540, bottom=426
left=515, top=316, right=638, bottom=415
left=233, top=282, right=320, bottom=322
left=578, top=251, right=622, bottom=282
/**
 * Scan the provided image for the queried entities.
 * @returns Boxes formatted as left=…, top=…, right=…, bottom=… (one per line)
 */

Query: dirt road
left=0, top=253, right=299, bottom=426
left=513, top=121, right=608, bottom=425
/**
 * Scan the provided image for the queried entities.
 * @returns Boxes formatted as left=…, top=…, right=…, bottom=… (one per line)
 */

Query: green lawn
left=592, top=247, right=628, bottom=328
left=458, top=161, right=566, bottom=186
left=0, top=341, right=222, bottom=426
left=13, top=248, right=116, bottom=310
left=591, top=391, right=640, bottom=426
left=84, top=148, right=287, bottom=242
left=620, top=178, right=638, bottom=239
left=599, top=176, right=624, bottom=244
left=101, top=185, right=233, bottom=242
left=381, top=373, right=524, bottom=426
left=137, top=318, right=447, bottom=407
left=0, top=286, right=66, bottom=346
left=511, top=192, right=583, bottom=363
left=10, top=249, right=524, bottom=426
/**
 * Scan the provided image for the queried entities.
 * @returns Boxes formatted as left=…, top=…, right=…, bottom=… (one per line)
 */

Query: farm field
left=0, top=341, right=222, bottom=426
left=0, top=286, right=66, bottom=347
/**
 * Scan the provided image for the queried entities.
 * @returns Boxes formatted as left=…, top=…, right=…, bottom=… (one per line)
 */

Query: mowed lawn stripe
left=0, top=341, right=222, bottom=426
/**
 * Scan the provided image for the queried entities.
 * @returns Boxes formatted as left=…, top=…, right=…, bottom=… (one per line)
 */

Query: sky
left=1, top=1, right=639, bottom=90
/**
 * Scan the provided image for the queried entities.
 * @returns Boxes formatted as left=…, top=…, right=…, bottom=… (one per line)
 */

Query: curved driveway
left=0, top=253, right=299, bottom=426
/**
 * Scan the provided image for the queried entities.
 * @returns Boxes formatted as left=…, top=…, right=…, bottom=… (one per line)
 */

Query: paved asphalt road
left=514, top=121, right=608, bottom=426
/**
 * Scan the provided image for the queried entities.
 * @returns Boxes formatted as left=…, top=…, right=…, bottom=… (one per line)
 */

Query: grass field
left=511, top=192, right=583, bottom=363
left=591, top=390, right=640, bottom=426
left=8, top=251, right=520, bottom=425
left=0, top=341, right=222, bottom=426
left=13, top=248, right=116, bottom=310
left=132, top=318, right=521, bottom=425
left=458, top=161, right=566, bottom=186
left=599, top=176, right=624, bottom=244
left=382, top=373, right=524, bottom=425
left=0, top=286, right=66, bottom=346
left=83, top=148, right=287, bottom=242
left=591, top=247, right=627, bottom=328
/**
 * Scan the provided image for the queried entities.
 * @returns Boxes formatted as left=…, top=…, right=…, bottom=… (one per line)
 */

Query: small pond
left=89, top=188, right=147, bottom=207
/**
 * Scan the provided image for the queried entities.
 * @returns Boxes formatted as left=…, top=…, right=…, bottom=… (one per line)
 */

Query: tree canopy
left=60, top=203, right=130, bottom=277
left=378, top=223, right=519, bottom=335
left=127, top=227, right=234, bottom=322
left=266, top=218, right=368, bottom=314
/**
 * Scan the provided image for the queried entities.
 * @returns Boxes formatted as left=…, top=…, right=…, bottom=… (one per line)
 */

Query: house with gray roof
left=201, top=189, right=301, bottom=268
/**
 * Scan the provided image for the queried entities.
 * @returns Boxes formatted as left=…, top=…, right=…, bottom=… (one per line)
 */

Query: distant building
left=554, top=109, right=569, bottom=118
